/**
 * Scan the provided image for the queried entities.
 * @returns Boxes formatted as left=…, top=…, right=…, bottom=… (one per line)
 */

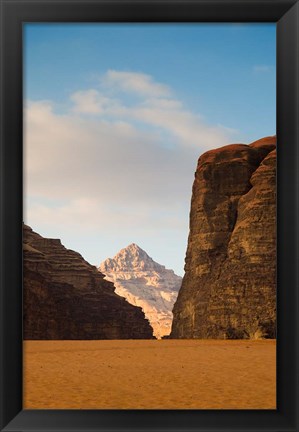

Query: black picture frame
left=0, top=0, right=298, bottom=431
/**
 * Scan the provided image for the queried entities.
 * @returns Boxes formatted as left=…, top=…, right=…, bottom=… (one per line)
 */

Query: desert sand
left=23, top=339, right=276, bottom=409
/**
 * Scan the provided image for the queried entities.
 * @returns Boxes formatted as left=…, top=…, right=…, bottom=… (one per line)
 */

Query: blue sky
left=24, top=23, right=276, bottom=275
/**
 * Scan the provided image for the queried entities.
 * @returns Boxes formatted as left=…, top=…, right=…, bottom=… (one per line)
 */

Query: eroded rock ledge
left=23, top=225, right=154, bottom=339
left=171, top=136, right=276, bottom=339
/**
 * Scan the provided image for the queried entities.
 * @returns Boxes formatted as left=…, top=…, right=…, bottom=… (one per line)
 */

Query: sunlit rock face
left=171, top=136, right=276, bottom=339
left=99, top=244, right=182, bottom=339
left=23, top=225, right=154, bottom=340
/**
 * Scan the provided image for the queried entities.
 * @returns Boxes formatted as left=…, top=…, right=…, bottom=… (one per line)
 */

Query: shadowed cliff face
left=171, top=136, right=276, bottom=339
left=23, top=225, right=154, bottom=339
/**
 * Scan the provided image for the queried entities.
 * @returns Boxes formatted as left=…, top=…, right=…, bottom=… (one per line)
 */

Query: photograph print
left=23, top=23, right=276, bottom=409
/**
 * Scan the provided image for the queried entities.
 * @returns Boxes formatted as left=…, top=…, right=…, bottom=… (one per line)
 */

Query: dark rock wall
left=171, top=137, right=276, bottom=339
left=23, top=225, right=154, bottom=339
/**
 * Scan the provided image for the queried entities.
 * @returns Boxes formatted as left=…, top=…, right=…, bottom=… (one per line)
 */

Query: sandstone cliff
left=23, top=225, right=154, bottom=339
left=171, top=136, right=276, bottom=339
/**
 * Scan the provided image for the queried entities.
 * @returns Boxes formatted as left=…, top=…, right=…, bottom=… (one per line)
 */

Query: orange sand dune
left=23, top=339, right=276, bottom=409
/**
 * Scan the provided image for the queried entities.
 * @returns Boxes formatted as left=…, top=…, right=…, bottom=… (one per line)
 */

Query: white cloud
left=70, top=89, right=112, bottom=114
left=102, top=70, right=171, bottom=98
left=24, top=99, right=197, bottom=204
left=24, top=70, right=238, bottom=269
left=128, top=104, right=231, bottom=148
left=67, top=71, right=235, bottom=149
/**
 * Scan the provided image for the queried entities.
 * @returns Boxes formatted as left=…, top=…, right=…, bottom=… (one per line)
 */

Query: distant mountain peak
left=119, top=243, right=148, bottom=256
left=98, top=245, right=182, bottom=339
left=126, top=242, right=140, bottom=249
left=100, top=243, right=165, bottom=273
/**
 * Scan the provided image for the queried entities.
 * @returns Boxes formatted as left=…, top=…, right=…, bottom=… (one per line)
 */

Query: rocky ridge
left=99, top=244, right=182, bottom=338
left=170, top=136, right=276, bottom=339
left=23, top=225, right=154, bottom=339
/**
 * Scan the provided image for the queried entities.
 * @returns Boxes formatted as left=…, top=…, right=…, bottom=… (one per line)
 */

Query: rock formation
left=171, top=136, right=276, bottom=339
left=23, top=225, right=154, bottom=339
left=99, top=244, right=182, bottom=339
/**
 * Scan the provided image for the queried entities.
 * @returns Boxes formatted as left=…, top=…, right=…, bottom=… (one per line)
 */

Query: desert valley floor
left=23, top=339, right=276, bottom=409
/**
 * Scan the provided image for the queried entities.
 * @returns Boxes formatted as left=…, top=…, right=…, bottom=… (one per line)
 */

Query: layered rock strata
left=171, top=136, right=276, bottom=339
left=23, top=225, right=154, bottom=339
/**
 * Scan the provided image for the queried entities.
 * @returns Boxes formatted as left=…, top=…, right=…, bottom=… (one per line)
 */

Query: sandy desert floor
left=23, top=339, right=276, bottom=409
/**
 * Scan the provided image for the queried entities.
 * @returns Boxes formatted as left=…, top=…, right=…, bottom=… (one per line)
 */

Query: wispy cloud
left=24, top=98, right=202, bottom=204
left=70, top=89, right=112, bottom=114
left=253, top=65, right=274, bottom=74
left=102, top=70, right=171, bottom=98
left=24, top=70, right=238, bottom=259
left=70, top=70, right=236, bottom=148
